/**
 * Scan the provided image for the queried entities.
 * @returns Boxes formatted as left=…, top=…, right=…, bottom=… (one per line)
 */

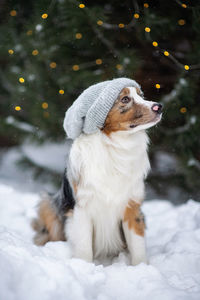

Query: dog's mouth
left=129, top=113, right=162, bottom=129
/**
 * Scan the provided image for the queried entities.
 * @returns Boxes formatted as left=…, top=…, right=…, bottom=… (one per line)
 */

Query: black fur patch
left=51, top=170, right=75, bottom=222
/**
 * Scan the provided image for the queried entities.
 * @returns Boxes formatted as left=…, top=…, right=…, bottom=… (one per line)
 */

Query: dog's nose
left=151, top=103, right=163, bottom=114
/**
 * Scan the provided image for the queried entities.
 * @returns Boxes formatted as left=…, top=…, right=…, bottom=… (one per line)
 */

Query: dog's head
left=102, top=86, right=162, bottom=135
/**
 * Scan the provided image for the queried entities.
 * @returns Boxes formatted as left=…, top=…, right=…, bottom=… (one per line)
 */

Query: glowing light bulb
left=72, top=65, right=79, bottom=71
left=164, top=51, right=169, bottom=56
left=96, top=59, right=102, bottom=65
left=134, top=13, right=140, bottom=19
left=19, top=77, right=25, bottom=83
left=145, top=27, right=151, bottom=32
left=41, top=13, right=48, bottom=19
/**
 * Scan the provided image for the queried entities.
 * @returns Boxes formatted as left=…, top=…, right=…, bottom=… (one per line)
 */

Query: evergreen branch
left=91, top=25, right=119, bottom=57
left=81, top=5, right=119, bottom=57
left=48, top=0, right=57, bottom=14
left=71, top=0, right=119, bottom=57
left=98, top=0, right=139, bottom=30
left=174, top=0, right=194, bottom=9
left=159, top=50, right=200, bottom=71
left=101, top=18, right=136, bottom=30
left=0, top=70, right=15, bottom=93
left=161, top=50, right=184, bottom=69
left=189, top=64, right=200, bottom=70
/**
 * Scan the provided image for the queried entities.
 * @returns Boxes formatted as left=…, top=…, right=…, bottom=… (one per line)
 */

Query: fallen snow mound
left=0, top=183, right=200, bottom=300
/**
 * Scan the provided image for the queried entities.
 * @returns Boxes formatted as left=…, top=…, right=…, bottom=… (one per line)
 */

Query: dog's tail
left=31, top=193, right=66, bottom=246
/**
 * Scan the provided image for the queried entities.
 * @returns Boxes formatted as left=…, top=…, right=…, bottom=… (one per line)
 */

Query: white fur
left=128, top=86, right=162, bottom=133
left=65, top=129, right=150, bottom=260
left=122, top=221, right=147, bottom=265
left=129, top=86, right=154, bottom=108
left=65, top=87, right=160, bottom=264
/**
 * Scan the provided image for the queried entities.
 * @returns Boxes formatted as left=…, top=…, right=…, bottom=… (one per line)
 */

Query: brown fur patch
left=102, top=87, right=155, bottom=135
left=32, top=197, right=65, bottom=245
left=136, top=87, right=142, bottom=96
left=64, top=209, right=74, bottom=217
left=119, top=87, right=130, bottom=97
left=73, top=181, right=77, bottom=195
left=123, top=201, right=145, bottom=236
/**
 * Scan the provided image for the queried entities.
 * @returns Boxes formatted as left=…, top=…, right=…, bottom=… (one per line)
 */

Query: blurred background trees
left=0, top=0, right=200, bottom=202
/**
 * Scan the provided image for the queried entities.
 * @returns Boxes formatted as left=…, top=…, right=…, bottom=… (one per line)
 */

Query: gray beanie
left=63, top=77, right=140, bottom=139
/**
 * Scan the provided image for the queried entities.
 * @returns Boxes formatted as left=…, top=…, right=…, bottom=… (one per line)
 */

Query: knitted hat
left=63, top=77, right=141, bottom=139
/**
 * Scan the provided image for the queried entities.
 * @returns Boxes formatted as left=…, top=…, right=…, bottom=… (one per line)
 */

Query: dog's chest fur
left=68, top=130, right=150, bottom=257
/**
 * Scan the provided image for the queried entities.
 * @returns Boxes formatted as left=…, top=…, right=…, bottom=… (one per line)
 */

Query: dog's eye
left=121, top=96, right=130, bottom=104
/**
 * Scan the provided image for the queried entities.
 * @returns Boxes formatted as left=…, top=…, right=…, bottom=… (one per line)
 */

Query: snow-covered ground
left=0, top=142, right=191, bottom=202
left=0, top=141, right=68, bottom=193
left=0, top=183, right=200, bottom=300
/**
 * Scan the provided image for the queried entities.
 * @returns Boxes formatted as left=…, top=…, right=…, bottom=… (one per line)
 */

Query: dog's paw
left=131, top=255, right=148, bottom=266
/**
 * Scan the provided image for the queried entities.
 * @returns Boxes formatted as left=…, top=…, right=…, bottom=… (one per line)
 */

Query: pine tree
left=0, top=0, right=199, bottom=199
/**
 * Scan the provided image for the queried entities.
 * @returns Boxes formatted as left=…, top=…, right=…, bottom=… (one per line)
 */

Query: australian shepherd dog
left=32, top=85, right=162, bottom=265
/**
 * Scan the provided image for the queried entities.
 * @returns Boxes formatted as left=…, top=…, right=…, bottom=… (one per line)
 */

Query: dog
left=32, top=83, right=162, bottom=265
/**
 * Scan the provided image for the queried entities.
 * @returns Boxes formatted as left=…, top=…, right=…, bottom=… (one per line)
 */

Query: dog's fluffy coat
left=32, top=86, right=162, bottom=265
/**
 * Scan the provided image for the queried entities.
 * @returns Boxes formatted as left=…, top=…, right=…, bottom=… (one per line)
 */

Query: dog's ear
left=136, top=87, right=144, bottom=97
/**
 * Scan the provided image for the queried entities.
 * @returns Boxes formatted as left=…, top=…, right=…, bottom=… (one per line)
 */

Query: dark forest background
left=0, top=0, right=200, bottom=203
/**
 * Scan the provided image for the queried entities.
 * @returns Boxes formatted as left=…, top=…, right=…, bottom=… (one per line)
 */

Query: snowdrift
left=0, top=183, right=200, bottom=300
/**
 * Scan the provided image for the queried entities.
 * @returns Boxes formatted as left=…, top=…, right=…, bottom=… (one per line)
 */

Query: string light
left=32, top=49, right=39, bottom=56
left=133, top=13, right=140, bottom=19
left=164, top=51, right=169, bottom=56
left=155, top=84, right=161, bottom=89
left=145, top=27, right=151, bottom=32
left=42, top=102, right=48, bottom=109
left=97, top=20, right=103, bottom=25
left=96, top=59, right=102, bottom=65
left=72, top=65, right=79, bottom=71
left=19, top=77, right=25, bottom=83
left=75, top=33, right=82, bottom=39
left=116, top=64, right=123, bottom=70
left=178, top=19, right=186, bottom=25
left=8, top=49, right=14, bottom=55
left=15, top=106, right=21, bottom=111
left=180, top=107, right=187, bottom=113
left=50, top=62, right=57, bottom=68
left=91, top=6, right=191, bottom=86
left=10, top=10, right=17, bottom=16
left=41, top=13, right=48, bottom=19
left=7, top=5, right=192, bottom=103
left=27, top=30, right=33, bottom=35
left=152, top=41, right=158, bottom=47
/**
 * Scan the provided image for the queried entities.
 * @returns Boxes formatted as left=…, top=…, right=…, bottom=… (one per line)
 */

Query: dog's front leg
left=66, top=206, right=93, bottom=262
left=122, top=200, right=147, bottom=266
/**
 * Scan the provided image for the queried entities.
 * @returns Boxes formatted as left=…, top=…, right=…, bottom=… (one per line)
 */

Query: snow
left=0, top=141, right=68, bottom=193
left=0, top=141, right=191, bottom=201
left=0, top=183, right=200, bottom=300
left=6, top=116, right=36, bottom=133
left=22, top=141, right=67, bottom=173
